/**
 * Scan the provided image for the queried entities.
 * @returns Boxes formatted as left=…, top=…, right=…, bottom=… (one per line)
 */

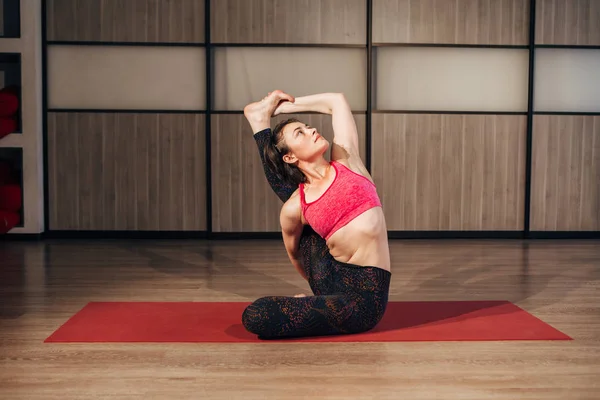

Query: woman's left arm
left=276, top=93, right=368, bottom=177
left=276, top=93, right=359, bottom=157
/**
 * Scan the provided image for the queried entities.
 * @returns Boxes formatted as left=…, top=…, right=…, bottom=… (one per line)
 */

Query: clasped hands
left=262, top=89, right=296, bottom=117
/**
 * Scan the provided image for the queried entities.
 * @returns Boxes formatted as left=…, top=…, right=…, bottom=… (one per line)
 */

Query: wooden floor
left=0, top=238, right=599, bottom=399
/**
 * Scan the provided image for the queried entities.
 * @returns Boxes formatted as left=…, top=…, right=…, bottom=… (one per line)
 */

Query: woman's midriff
left=325, top=206, right=391, bottom=272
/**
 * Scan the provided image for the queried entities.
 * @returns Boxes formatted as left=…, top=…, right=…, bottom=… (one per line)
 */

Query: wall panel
left=530, top=115, right=599, bottom=231
left=535, top=0, right=600, bottom=46
left=371, top=114, right=526, bottom=231
left=46, top=0, right=205, bottom=43
left=372, top=0, right=529, bottom=45
left=211, top=113, right=367, bottom=232
left=211, top=0, right=366, bottom=44
left=47, top=113, right=206, bottom=231
left=40, top=0, right=599, bottom=238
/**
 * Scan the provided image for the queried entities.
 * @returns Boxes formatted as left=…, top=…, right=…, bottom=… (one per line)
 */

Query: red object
left=0, top=89, right=19, bottom=117
left=0, top=210, right=20, bottom=233
left=0, top=117, right=17, bottom=139
left=0, top=184, right=22, bottom=212
left=44, top=301, right=572, bottom=343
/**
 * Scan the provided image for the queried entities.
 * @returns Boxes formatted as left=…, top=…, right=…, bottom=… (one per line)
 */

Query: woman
left=241, top=90, right=392, bottom=339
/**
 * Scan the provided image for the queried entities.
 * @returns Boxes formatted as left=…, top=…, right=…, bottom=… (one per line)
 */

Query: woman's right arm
left=244, top=91, right=297, bottom=202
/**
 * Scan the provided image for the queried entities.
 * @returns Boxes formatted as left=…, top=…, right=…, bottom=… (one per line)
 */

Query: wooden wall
left=372, top=0, right=529, bottom=45
left=46, top=0, right=205, bottom=43
left=530, top=117, right=599, bottom=231
left=43, top=0, right=599, bottom=235
left=211, top=0, right=366, bottom=44
left=535, top=0, right=600, bottom=46
left=47, top=113, right=207, bottom=231
left=531, top=0, right=600, bottom=232
left=371, top=114, right=526, bottom=231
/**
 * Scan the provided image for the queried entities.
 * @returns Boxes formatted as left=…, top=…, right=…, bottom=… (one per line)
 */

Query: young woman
left=241, top=90, right=392, bottom=339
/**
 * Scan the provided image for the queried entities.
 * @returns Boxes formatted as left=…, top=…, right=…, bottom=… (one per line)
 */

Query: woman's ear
left=282, top=153, right=297, bottom=164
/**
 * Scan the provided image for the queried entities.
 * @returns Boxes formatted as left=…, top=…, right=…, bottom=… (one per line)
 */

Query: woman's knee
left=241, top=297, right=270, bottom=334
left=242, top=296, right=288, bottom=336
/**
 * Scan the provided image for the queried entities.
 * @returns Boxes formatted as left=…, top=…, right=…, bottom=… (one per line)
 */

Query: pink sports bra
left=299, top=161, right=382, bottom=241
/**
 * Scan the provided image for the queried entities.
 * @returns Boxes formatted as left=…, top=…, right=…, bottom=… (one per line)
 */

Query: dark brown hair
left=264, top=118, right=307, bottom=187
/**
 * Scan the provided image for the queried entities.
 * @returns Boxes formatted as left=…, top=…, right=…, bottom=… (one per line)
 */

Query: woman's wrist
left=274, top=101, right=296, bottom=116
left=286, top=93, right=341, bottom=114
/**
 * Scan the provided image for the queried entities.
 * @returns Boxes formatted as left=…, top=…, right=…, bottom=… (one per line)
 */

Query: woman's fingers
left=278, top=92, right=295, bottom=103
left=269, top=89, right=295, bottom=103
left=260, top=90, right=294, bottom=116
left=273, top=100, right=293, bottom=116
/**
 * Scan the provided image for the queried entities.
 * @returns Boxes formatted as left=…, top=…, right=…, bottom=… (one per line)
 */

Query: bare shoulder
left=280, top=189, right=304, bottom=226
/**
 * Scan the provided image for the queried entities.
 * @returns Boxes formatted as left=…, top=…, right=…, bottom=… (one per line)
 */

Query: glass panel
left=375, top=47, right=529, bottom=112
left=47, top=45, right=206, bottom=110
left=534, top=48, right=600, bottom=112
left=213, top=47, right=367, bottom=111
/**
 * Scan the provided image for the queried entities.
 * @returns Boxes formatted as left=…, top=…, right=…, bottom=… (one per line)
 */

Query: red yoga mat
left=44, top=301, right=571, bottom=343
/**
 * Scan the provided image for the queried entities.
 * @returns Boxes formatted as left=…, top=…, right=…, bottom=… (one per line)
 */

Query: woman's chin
left=299, top=142, right=330, bottom=162
left=318, top=140, right=330, bottom=152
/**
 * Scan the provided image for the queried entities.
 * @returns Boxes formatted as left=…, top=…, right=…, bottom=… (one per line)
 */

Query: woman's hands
left=264, top=90, right=295, bottom=116
left=273, top=99, right=295, bottom=116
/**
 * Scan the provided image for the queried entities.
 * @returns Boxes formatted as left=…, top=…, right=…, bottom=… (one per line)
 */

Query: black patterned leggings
left=241, top=128, right=391, bottom=339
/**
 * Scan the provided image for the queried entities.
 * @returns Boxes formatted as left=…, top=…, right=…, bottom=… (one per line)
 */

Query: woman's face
left=281, top=121, right=329, bottom=163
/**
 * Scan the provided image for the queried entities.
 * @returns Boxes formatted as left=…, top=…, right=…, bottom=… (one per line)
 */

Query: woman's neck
left=298, top=158, right=332, bottom=185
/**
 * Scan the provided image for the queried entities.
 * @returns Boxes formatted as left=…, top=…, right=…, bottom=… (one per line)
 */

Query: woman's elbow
left=330, top=93, right=346, bottom=103
left=332, top=92, right=349, bottom=103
